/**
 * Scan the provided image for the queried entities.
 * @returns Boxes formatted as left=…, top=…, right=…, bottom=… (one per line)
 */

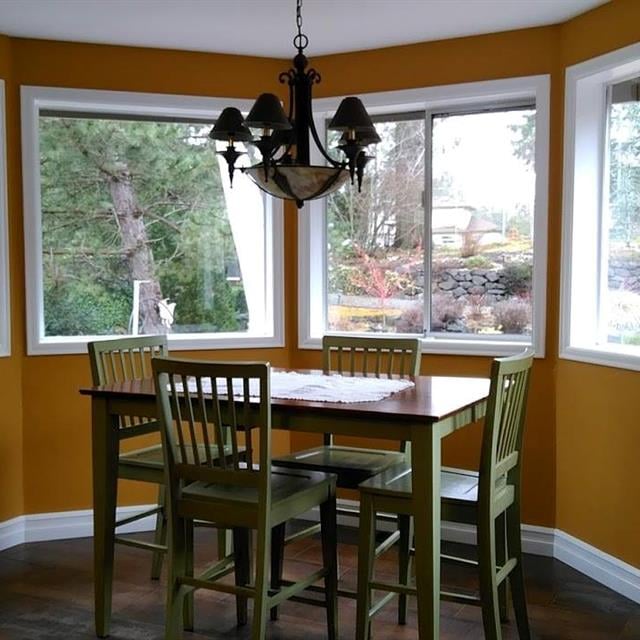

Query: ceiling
left=0, top=0, right=608, bottom=59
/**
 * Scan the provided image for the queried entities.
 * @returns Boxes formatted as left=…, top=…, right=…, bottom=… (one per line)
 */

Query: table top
left=80, top=369, right=490, bottom=425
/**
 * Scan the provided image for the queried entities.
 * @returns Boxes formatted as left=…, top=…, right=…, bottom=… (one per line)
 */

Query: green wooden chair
left=153, top=357, right=339, bottom=640
left=88, top=335, right=171, bottom=582
left=88, top=335, right=236, bottom=632
left=355, top=350, right=534, bottom=640
left=272, top=335, right=421, bottom=602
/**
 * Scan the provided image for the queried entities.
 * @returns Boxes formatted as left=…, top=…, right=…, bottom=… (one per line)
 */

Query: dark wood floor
left=0, top=525, right=638, bottom=639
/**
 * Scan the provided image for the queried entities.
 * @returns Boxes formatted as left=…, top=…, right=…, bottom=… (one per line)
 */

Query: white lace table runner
left=173, top=371, right=414, bottom=403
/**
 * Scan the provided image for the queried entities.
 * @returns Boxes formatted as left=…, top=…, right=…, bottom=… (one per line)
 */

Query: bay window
left=21, top=87, right=283, bottom=355
left=561, top=43, right=640, bottom=370
left=301, top=76, right=549, bottom=356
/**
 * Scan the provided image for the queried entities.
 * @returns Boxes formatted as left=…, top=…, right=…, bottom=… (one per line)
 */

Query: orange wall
left=0, top=34, right=24, bottom=522
left=554, top=0, right=640, bottom=568
left=2, top=39, right=293, bottom=515
left=0, top=0, right=637, bottom=569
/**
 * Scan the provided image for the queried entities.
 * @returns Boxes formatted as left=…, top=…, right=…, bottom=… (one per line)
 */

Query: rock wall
left=434, top=267, right=507, bottom=300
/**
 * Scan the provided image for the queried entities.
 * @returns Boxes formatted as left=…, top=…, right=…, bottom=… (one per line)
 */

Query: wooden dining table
left=80, top=370, right=490, bottom=639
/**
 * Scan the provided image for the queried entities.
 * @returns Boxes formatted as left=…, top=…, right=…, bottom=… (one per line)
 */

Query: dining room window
left=21, top=87, right=283, bottom=355
left=301, top=76, right=549, bottom=356
left=561, top=43, right=640, bottom=371
left=0, top=79, right=10, bottom=357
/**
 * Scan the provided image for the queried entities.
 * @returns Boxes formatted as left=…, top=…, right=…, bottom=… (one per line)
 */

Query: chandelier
left=209, top=0, right=380, bottom=209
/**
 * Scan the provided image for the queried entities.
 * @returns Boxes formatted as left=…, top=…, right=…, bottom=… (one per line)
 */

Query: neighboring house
left=432, top=205, right=503, bottom=247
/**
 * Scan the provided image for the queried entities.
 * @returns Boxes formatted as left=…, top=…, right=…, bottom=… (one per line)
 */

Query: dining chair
left=88, top=335, right=171, bottom=582
left=88, top=335, right=235, bottom=630
left=355, top=350, right=534, bottom=640
left=153, top=356, right=339, bottom=640
left=272, top=335, right=421, bottom=603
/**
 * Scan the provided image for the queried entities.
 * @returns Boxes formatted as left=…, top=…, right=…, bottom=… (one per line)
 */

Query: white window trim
left=21, top=86, right=284, bottom=356
left=0, top=80, right=10, bottom=357
left=299, top=75, right=550, bottom=357
left=561, top=42, right=640, bottom=371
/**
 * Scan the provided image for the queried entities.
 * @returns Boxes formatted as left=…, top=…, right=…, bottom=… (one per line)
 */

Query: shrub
left=501, top=261, right=532, bottom=297
left=394, top=303, right=424, bottom=333
left=493, top=297, right=531, bottom=334
left=464, top=255, right=494, bottom=269
left=431, top=293, right=466, bottom=332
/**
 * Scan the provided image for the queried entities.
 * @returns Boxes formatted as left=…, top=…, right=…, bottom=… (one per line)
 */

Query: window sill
left=27, top=333, right=285, bottom=356
left=560, top=344, right=640, bottom=372
left=300, top=333, right=538, bottom=358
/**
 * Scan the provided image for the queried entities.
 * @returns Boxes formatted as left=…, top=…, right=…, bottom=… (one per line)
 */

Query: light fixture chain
left=293, top=0, right=308, bottom=52
left=296, top=0, right=303, bottom=37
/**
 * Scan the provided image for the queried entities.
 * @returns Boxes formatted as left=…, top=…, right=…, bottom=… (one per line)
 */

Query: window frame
left=0, top=80, right=10, bottom=357
left=299, top=75, right=550, bottom=357
left=21, top=86, right=284, bottom=356
left=561, top=42, right=640, bottom=371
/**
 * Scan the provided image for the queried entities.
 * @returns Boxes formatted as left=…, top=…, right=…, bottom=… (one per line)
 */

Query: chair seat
left=179, top=466, right=336, bottom=528
left=120, top=443, right=243, bottom=468
left=273, top=445, right=407, bottom=488
left=118, top=444, right=246, bottom=484
left=359, top=463, right=484, bottom=502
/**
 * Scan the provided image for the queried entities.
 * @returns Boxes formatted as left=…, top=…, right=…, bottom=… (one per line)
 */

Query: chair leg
left=165, top=516, right=188, bottom=640
left=496, top=511, right=509, bottom=622
left=507, top=503, right=531, bottom=640
left=478, top=514, right=502, bottom=640
left=251, top=519, right=271, bottom=640
left=151, top=484, right=167, bottom=580
left=270, top=523, right=286, bottom=621
left=233, top=528, right=251, bottom=626
left=397, top=514, right=413, bottom=625
left=320, top=493, right=339, bottom=640
left=183, top=519, right=194, bottom=631
left=217, top=527, right=232, bottom=560
left=356, top=494, right=376, bottom=640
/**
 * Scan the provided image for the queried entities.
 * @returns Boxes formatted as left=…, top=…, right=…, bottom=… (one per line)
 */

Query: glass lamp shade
left=328, top=97, right=374, bottom=132
left=209, top=107, right=253, bottom=142
left=245, top=93, right=292, bottom=130
left=243, top=164, right=349, bottom=207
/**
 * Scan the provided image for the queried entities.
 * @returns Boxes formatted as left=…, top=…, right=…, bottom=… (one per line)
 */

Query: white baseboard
left=0, top=500, right=637, bottom=604
left=554, top=529, right=640, bottom=604
left=0, top=515, right=26, bottom=550
left=0, top=504, right=157, bottom=551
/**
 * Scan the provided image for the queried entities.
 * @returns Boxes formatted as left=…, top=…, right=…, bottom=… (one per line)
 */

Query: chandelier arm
left=279, top=70, right=296, bottom=123
left=308, top=110, right=342, bottom=168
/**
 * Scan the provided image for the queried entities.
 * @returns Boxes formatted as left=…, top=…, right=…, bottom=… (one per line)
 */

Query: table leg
left=411, top=425, right=441, bottom=639
left=92, top=398, right=119, bottom=638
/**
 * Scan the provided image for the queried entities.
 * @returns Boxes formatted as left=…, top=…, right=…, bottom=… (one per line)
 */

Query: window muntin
left=325, top=105, right=537, bottom=341
left=0, top=80, right=9, bottom=357
left=22, top=87, right=283, bottom=355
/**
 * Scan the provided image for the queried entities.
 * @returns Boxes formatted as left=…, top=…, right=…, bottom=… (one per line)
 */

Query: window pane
left=39, top=115, right=267, bottom=338
left=430, top=108, right=535, bottom=336
left=605, top=97, right=640, bottom=346
left=326, top=118, right=425, bottom=334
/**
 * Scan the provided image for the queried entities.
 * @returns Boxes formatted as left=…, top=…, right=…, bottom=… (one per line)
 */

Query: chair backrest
left=322, top=335, right=421, bottom=378
left=152, top=357, right=271, bottom=505
left=479, top=349, right=534, bottom=504
left=322, top=336, right=421, bottom=449
left=88, top=335, right=168, bottom=437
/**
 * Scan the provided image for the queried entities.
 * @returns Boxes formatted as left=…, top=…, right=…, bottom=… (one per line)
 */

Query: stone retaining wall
left=609, top=258, right=640, bottom=293
left=434, top=268, right=507, bottom=300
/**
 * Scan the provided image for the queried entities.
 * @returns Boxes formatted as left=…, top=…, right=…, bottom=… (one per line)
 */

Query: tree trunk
left=108, top=165, right=165, bottom=334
